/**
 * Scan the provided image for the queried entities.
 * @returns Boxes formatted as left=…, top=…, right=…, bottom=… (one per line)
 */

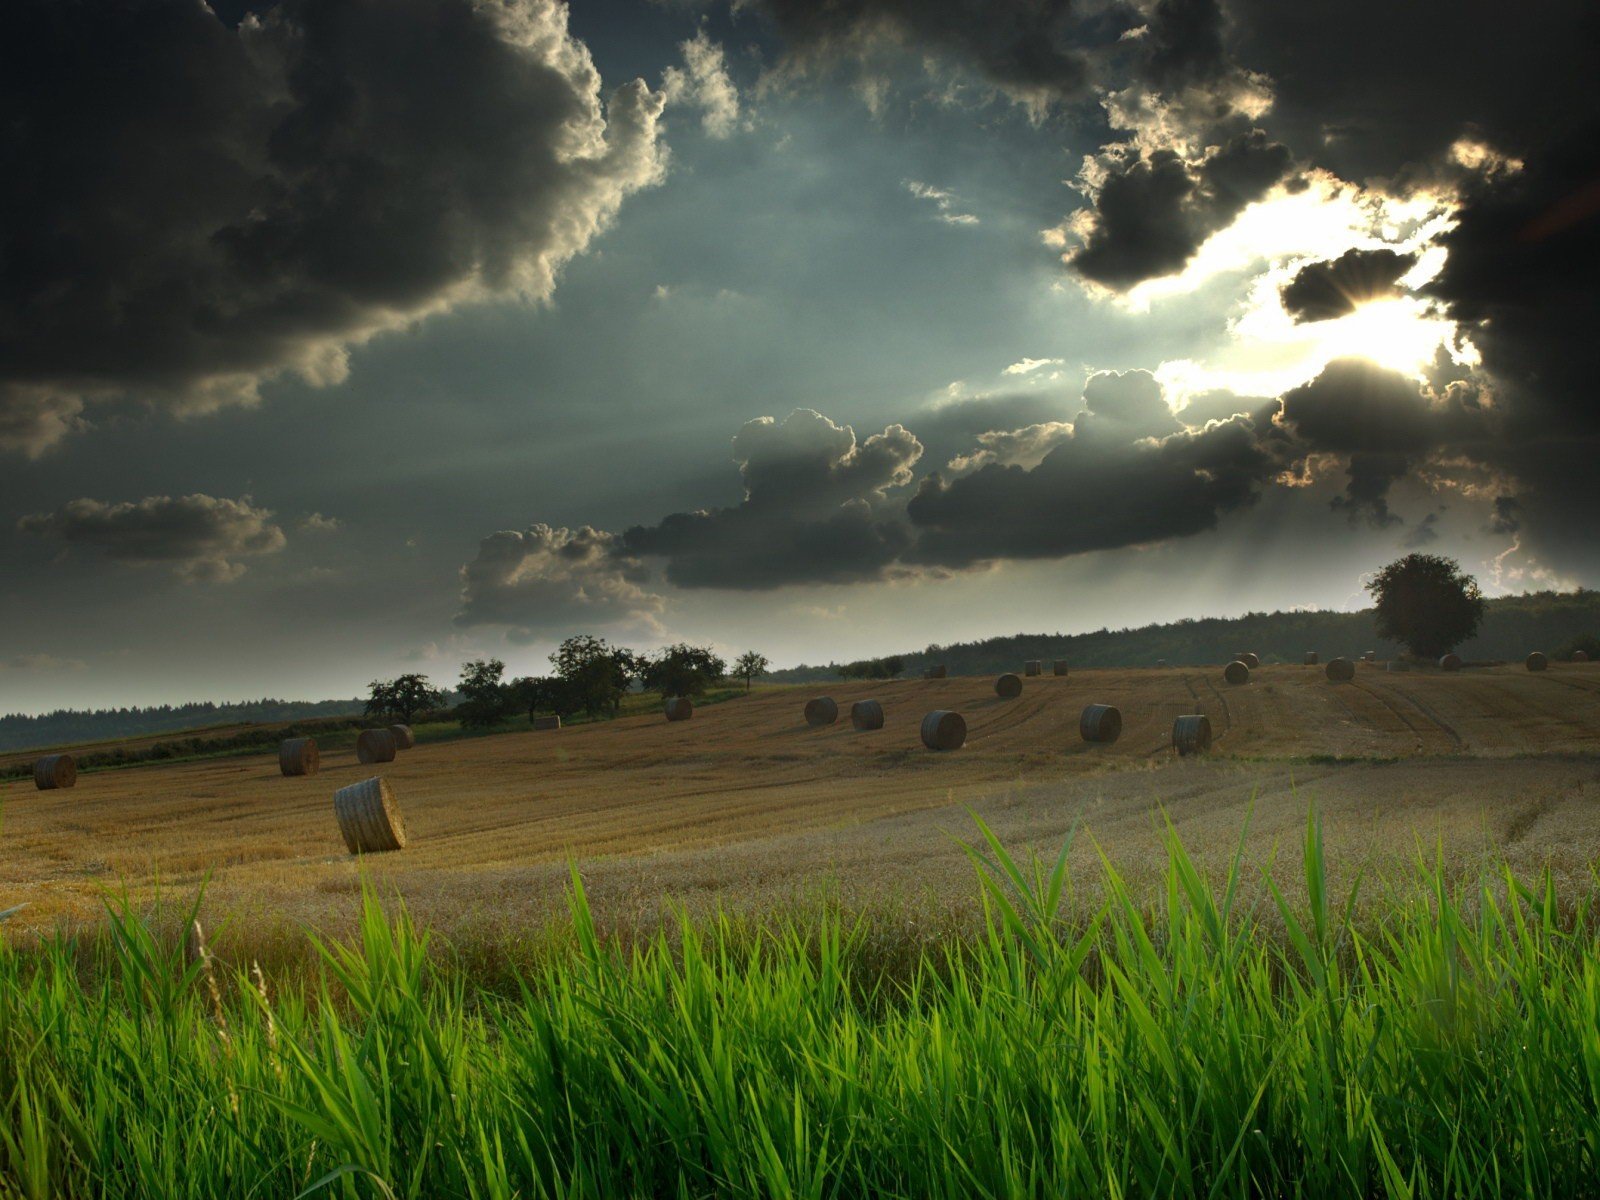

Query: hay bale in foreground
left=1526, top=651, right=1549, bottom=672
left=664, top=696, right=694, bottom=722
left=1305, top=651, right=1319, bottom=665
left=1223, top=660, right=1250, bottom=686
left=278, top=737, right=319, bottom=777
left=1024, top=660, right=1042, bottom=677
left=389, top=724, right=415, bottom=750
left=1575, top=650, right=1591, bottom=663
left=804, top=697, right=840, bottom=727
left=920, top=709, right=966, bottom=750
left=356, top=729, right=397, bottom=765
left=1326, top=657, right=1355, bottom=682
left=995, top=673, right=1023, bottom=699
left=851, top=699, right=885, bottom=730
left=1053, top=660, right=1069, bottom=676
left=33, top=754, right=76, bottom=790
left=1080, top=703, right=1122, bottom=744
left=333, top=776, right=407, bottom=855
left=1172, top=714, right=1212, bottom=756
left=532, top=715, right=561, bottom=731
left=1236, top=652, right=1261, bottom=670
left=1439, top=653, right=1463, bottom=672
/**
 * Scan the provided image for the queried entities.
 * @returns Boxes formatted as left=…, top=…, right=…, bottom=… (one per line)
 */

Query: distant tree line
left=0, top=697, right=364, bottom=754
left=836, top=655, right=905, bottom=680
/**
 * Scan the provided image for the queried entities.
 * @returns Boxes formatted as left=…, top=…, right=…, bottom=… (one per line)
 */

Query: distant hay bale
left=1172, top=714, right=1212, bottom=756
left=1080, top=703, right=1122, bottom=744
left=665, top=696, right=694, bottom=722
left=1526, top=651, right=1549, bottom=672
left=1363, top=651, right=1376, bottom=664
left=929, top=664, right=948, bottom=679
left=920, top=709, right=966, bottom=750
left=278, top=737, right=319, bottom=777
left=33, top=754, right=76, bottom=791
left=1575, top=650, right=1591, bottom=663
left=333, top=776, right=407, bottom=855
left=356, top=729, right=397, bottom=765
left=995, top=673, right=1023, bottom=699
left=1387, top=660, right=1412, bottom=672
left=1157, top=659, right=1168, bottom=668
left=1325, top=658, right=1355, bottom=683
left=532, top=715, right=561, bottom=731
left=1053, top=660, right=1069, bottom=676
left=1304, top=651, right=1319, bottom=665
left=1236, top=652, right=1260, bottom=670
left=850, top=699, right=885, bottom=730
left=1024, top=660, right=1042, bottom=677
left=1223, top=660, right=1250, bottom=686
left=1439, top=653, right=1463, bottom=672
left=389, top=724, right=415, bottom=750
left=804, top=697, right=840, bottom=727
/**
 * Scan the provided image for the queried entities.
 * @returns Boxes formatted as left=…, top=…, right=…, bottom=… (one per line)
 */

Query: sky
left=1, top=0, right=1597, bottom=713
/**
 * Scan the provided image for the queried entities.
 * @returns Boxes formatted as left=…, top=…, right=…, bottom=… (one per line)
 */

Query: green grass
left=3, top=811, right=1599, bottom=1198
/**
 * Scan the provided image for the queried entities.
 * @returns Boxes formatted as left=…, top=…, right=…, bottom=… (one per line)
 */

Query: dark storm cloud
left=621, top=409, right=923, bottom=589
left=903, top=370, right=1274, bottom=565
left=18, top=494, right=287, bottom=583
left=1068, top=131, right=1292, bottom=288
left=1275, top=359, right=1492, bottom=528
left=0, top=0, right=666, bottom=456
left=454, top=524, right=665, bottom=641
left=1279, top=248, right=1418, bottom=323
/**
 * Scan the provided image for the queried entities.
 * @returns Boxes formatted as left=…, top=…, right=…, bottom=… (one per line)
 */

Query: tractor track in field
left=1376, top=682, right=1466, bottom=749
left=1351, top=680, right=1462, bottom=749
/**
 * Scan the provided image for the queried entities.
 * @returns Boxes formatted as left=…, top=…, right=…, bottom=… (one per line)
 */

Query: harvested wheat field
left=5, top=662, right=1600, bottom=943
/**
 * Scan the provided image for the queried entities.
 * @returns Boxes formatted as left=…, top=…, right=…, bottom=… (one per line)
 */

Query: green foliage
left=364, top=675, right=446, bottom=725
left=1557, top=633, right=1600, bottom=661
left=837, top=654, right=905, bottom=680
left=454, top=659, right=513, bottom=729
left=732, top=650, right=770, bottom=693
left=540, top=636, right=639, bottom=718
left=2, top=814, right=1600, bottom=1196
left=1368, top=553, right=1487, bottom=658
left=641, top=642, right=726, bottom=698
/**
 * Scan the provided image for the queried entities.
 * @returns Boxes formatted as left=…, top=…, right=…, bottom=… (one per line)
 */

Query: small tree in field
left=550, top=635, right=639, bottom=716
left=733, top=651, right=769, bottom=693
left=1366, top=554, right=1486, bottom=659
left=365, top=673, right=446, bottom=724
left=643, top=643, right=727, bottom=698
left=456, top=658, right=513, bottom=728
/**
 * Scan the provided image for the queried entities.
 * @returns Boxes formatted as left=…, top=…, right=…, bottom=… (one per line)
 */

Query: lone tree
left=365, top=673, right=446, bottom=725
left=1366, top=553, right=1486, bottom=659
left=733, top=650, right=769, bottom=693
left=456, top=658, right=514, bottom=728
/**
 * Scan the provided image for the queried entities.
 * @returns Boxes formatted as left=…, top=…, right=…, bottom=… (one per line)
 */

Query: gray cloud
left=0, top=0, right=666, bottom=456
left=454, top=524, right=665, bottom=641
left=1279, top=248, right=1418, bottom=322
left=622, top=408, right=923, bottom=589
left=18, top=494, right=288, bottom=583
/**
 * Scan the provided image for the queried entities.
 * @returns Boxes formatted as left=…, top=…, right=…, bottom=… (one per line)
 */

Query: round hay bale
left=1574, top=650, right=1590, bottom=663
left=1080, top=703, right=1122, bottom=744
left=995, top=673, right=1023, bottom=698
left=1363, top=651, right=1376, bottom=664
left=850, top=699, right=885, bottom=730
left=279, top=737, right=319, bottom=777
left=1439, top=653, right=1463, bottom=672
left=532, top=714, right=561, bottom=731
left=1156, top=659, right=1168, bottom=668
left=1052, top=660, right=1069, bottom=676
left=332, top=776, right=407, bottom=855
left=388, top=724, right=415, bottom=750
left=920, top=709, right=966, bottom=751
left=1304, top=651, right=1319, bottom=665
left=1236, top=652, right=1260, bottom=670
left=33, top=754, right=76, bottom=790
left=1172, top=714, right=1212, bottom=756
left=356, top=729, right=397, bottom=765
left=664, top=696, right=693, bottom=722
left=804, top=697, right=839, bottom=727
left=1325, top=657, right=1355, bottom=682
left=1223, top=660, right=1250, bottom=686
left=1387, top=660, right=1412, bottom=672
left=1024, top=660, right=1042, bottom=677
left=1526, top=651, right=1549, bottom=672
left=929, top=664, right=948, bottom=679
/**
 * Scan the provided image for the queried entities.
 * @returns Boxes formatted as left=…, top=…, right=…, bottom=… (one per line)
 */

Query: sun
left=1306, top=296, right=1458, bottom=377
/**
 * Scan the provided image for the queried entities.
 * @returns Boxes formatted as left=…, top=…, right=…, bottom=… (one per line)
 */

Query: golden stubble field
left=5, top=663, right=1600, bottom=944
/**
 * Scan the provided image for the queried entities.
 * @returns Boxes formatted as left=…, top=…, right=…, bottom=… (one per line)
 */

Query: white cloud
left=906, top=180, right=980, bottom=226
left=662, top=30, right=741, bottom=139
